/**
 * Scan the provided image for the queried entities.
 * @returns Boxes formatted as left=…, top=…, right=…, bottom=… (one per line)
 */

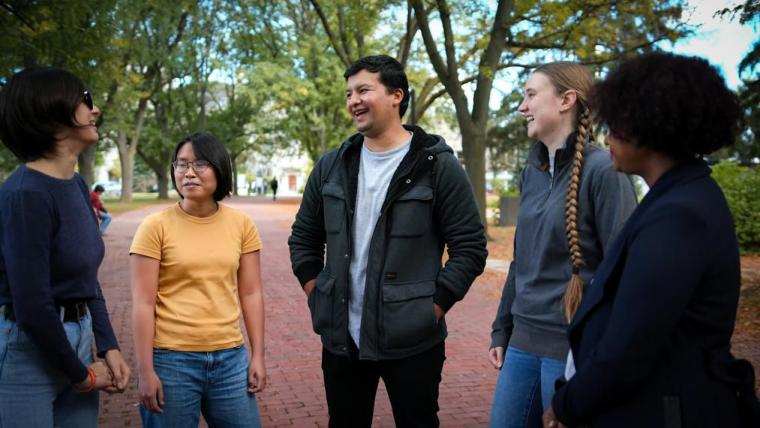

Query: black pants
left=321, top=340, right=446, bottom=428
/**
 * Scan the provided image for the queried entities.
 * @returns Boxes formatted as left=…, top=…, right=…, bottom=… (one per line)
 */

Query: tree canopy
left=1, top=0, right=752, bottom=218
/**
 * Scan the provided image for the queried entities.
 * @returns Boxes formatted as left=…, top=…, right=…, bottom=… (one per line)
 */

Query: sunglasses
left=83, top=90, right=94, bottom=110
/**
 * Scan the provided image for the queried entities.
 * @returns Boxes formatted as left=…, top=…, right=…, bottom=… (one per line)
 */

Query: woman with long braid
left=488, top=62, right=637, bottom=428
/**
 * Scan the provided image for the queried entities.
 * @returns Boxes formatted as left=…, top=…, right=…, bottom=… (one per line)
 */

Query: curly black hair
left=592, top=52, right=742, bottom=161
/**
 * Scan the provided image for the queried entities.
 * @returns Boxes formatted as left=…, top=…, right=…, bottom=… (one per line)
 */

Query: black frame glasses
left=172, top=159, right=211, bottom=173
left=83, top=91, right=94, bottom=111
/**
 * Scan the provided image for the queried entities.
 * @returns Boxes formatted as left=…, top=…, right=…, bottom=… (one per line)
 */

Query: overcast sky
left=664, top=0, right=757, bottom=89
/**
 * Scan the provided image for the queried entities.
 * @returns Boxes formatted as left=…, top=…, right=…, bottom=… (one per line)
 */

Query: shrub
left=711, top=161, right=760, bottom=254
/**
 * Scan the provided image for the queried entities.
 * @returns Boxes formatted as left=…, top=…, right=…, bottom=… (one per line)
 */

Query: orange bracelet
left=76, top=367, right=96, bottom=393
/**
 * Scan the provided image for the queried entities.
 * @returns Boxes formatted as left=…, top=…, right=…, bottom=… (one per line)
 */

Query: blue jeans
left=489, top=346, right=565, bottom=428
left=0, top=310, right=99, bottom=428
left=99, top=211, right=111, bottom=234
left=140, top=345, right=262, bottom=428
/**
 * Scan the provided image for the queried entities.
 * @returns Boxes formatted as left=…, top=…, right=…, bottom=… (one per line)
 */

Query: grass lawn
left=102, top=192, right=178, bottom=215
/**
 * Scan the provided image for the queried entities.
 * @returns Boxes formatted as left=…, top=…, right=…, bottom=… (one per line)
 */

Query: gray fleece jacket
left=490, top=136, right=637, bottom=360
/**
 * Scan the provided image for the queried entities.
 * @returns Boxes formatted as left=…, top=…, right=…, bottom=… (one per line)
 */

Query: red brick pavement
left=96, top=196, right=502, bottom=427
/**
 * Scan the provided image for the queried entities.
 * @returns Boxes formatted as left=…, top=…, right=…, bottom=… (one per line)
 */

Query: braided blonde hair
left=534, top=62, right=595, bottom=322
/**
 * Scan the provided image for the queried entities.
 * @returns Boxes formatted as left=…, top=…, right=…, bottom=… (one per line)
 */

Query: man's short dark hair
left=344, top=55, right=410, bottom=118
left=592, top=52, right=742, bottom=160
left=0, top=67, right=89, bottom=162
left=171, top=132, right=233, bottom=202
left=94, top=185, right=105, bottom=193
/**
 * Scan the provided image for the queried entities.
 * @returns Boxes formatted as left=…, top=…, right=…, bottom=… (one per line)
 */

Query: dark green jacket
left=288, top=125, right=487, bottom=360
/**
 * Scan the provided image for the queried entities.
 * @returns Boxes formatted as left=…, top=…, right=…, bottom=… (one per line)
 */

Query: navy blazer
left=552, top=160, right=746, bottom=427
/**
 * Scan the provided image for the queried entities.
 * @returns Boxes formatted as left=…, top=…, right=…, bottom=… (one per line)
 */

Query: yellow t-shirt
left=130, top=203, right=262, bottom=351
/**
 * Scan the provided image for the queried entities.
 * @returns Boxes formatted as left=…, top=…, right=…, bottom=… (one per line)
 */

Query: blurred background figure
left=90, top=184, right=111, bottom=234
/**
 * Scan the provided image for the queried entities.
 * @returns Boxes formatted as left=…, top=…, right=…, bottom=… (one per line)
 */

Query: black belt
left=2, top=301, right=88, bottom=323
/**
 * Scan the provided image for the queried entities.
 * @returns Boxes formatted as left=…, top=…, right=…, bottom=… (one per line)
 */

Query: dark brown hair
left=0, top=67, right=89, bottom=162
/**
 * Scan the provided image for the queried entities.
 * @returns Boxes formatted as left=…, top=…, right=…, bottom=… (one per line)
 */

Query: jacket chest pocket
left=390, top=186, right=434, bottom=237
left=322, top=182, right=346, bottom=234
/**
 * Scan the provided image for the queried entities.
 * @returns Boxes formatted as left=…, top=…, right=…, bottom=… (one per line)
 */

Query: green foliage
left=712, top=161, right=760, bottom=253
left=0, top=0, right=118, bottom=88
left=491, top=177, right=519, bottom=198
left=486, top=89, right=532, bottom=186
left=0, top=0, right=715, bottom=202
left=0, top=145, right=20, bottom=182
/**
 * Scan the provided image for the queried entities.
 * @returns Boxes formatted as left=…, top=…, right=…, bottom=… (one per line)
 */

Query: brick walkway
left=97, top=196, right=502, bottom=427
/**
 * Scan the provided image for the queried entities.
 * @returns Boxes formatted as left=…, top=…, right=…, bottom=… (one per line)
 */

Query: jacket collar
left=337, top=124, right=442, bottom=159
left=636, top=158, right=711, bottom=205
left=569, top=158, right=712, bottom=329
left=526, top=132, right=580, bottom=172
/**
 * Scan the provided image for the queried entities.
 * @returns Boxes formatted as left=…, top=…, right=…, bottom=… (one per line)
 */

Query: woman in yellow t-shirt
left=130, top=132, right=266, bottom=427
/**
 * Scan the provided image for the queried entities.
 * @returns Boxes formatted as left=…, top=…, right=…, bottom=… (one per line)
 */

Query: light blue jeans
left=489, top=346, right=566, bottom=428
left=0, top=311, right=99, bottom=428
left=99, top=211, right=112, bottom=234
left=140, top=345, right=262, bottom=428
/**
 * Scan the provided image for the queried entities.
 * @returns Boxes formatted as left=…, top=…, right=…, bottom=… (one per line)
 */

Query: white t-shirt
left=348, top=137, right=412, bottom=346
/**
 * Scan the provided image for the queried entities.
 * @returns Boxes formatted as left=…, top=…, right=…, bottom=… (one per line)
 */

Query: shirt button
left=341, top=346, right=347, bottom=351
left=341, top=298, right=345, bottom=303
left=344, top=253, right=349, bottom=259
left=428, top=155, right=434, bottom=160
left=405, top=178, right=411, bottom=184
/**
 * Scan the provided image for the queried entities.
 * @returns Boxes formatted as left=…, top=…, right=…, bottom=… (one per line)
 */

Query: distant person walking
left=131, top=132, right=266, bottom=427
left=90, top=184, right=112, bottom=234
left=0, top=66, right=130, bottom=428
left=270, top=177, right=278, bottom=201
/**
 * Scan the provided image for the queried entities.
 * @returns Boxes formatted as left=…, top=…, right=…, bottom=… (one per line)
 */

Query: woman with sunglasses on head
left=0, top=67, right=130, bottom=427
left=544, top=53, right=758, bottom=428
left=487, top=62, right=637, bottom=428
left=131, top=132, right=266, bottom=427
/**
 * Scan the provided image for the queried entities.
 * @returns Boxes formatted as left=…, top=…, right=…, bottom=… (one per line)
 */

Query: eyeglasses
left=83, top=91, right=94, bottom=111
left=172, top=159, right=211, bottom=173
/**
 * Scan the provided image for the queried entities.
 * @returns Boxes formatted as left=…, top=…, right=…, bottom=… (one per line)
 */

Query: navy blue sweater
left=0, top=166, right=118, bottom=383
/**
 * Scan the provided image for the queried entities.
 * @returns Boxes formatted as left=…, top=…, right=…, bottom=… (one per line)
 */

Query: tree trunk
left=156, top=148, right=172, bottom=200
left=117, top=98, right=149, bottom=203
left=77, top=144, right=96, bottom=188
left=231, top=154, right=239, bottom=196
left=117, top=131, right=135, bottom=203
left=158, top=173, right=169, bottom=199
left=460, top=124, right=488, bottom=231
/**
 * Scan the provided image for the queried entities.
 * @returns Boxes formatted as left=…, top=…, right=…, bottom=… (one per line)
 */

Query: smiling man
left=288, top=55, right=487, bottom=427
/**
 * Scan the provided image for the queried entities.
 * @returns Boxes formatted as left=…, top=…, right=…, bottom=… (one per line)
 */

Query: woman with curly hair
left=488, top=62, right=637, bottom=427
left=544, top=53, right=758, bottom=428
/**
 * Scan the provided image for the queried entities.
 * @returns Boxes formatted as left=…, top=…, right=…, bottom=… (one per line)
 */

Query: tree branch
left=472, top=0, right=514, bottom=125
left=308, top=0, right=351, bottom=67
left=1, top=3, right=36, bottom=30
left=397, top=3, right=415, bottom=66
left=336, top=6, right=353, bottom=60
left=420, top=60, right=535, bottom=117
left=409, top=0, right=449, bottom=82
left=436, top=0, right=458, bottom=77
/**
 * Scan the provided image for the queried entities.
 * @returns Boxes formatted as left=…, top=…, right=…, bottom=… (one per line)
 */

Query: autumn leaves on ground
left=483, top=226, right=760, bottom=390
